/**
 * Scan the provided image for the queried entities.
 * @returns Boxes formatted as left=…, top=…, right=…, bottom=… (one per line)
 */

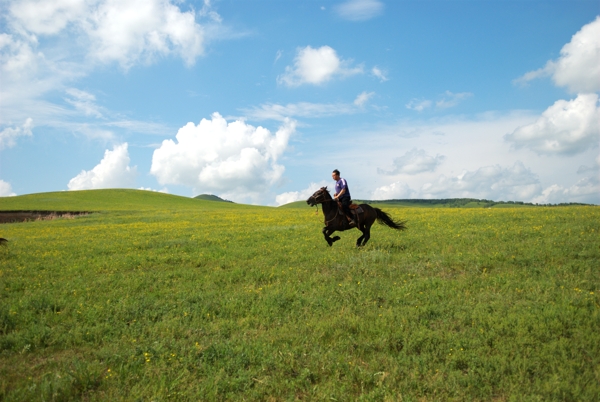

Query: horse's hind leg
left=360, top=227, right=371, bottom=246
left=356, top=225, right=367, bottom=247
left=356, top=232, right=365, bottom=247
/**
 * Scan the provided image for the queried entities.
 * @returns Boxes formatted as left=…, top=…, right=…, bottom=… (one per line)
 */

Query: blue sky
left=1, top=0, right=599, bottom=205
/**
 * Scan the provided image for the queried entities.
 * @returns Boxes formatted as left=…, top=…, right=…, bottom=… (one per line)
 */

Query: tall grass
left=0, top=190, right=598, bottom=400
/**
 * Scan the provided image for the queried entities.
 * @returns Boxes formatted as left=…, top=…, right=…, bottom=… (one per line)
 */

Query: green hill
left=0, top=189, right=244, bottom=212
left=193, top=194, right=233, bottom=203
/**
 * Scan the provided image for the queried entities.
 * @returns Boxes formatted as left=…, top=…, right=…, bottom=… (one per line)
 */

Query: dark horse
left=307, top=187, right=406, bottom=247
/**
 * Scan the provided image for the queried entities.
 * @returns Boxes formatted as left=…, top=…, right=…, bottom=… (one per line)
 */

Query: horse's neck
left=321, top=197, right=337, bottom=217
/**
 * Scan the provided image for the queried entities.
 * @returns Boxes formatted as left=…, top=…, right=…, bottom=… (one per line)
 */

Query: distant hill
left=0, top=189, right=244, bottom=212
left=279, top=198, right=594, bottom=208
left=193, top=194, right=234, bottom=203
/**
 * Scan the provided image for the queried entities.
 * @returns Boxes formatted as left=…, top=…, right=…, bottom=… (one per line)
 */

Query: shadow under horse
left=307, top=187, right=407, bottom=247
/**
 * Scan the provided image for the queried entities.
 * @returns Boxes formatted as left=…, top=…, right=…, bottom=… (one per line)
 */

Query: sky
left=1, top=0, right=599, bottom=205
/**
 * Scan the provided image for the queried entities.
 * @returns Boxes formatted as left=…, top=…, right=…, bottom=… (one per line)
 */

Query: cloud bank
left=151, top=113, right=296, bottom=202
left=373, top=161, right=542, bottom=202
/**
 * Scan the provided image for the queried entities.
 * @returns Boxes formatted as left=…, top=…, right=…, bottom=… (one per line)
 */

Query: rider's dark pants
left=339, top=196, right=353, bottom=220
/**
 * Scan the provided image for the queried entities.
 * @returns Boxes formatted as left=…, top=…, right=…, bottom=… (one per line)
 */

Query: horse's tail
left=374, top=208, right=407, bottom=231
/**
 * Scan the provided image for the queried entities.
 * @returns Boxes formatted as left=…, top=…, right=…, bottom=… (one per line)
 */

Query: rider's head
left=332, top=169, right=340, bottom=180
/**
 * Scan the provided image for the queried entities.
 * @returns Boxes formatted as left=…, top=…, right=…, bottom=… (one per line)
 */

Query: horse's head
left=306, top=187, right=330, bottom=207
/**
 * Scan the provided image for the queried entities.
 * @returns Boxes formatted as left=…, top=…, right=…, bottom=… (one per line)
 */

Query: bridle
left=309, top=189, right=339, bottom=224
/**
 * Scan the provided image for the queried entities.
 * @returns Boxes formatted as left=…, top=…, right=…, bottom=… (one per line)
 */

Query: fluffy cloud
left=275, top=181, right=328, bottom=206
left=419, top=161, right=541, bottom=201
left=150, top=113, right=296, bottom=202
left=371, top=181, right=415, bottom=200
left=68, top=143, right=137, bottom=190
left=8, top=0, right=210, bottom=69
left=334, top=0, right=384, bottom=21
left=0, top=180, right=16, bottom=197
left=0, top=118, right=33, bottom=149
left=505, top=93, right=600, bottom=156
left=514, top=16, right=600, bottom=93
left=277, top=46, right=363, bottom=87
left=378, top=148, right=446, bottom=175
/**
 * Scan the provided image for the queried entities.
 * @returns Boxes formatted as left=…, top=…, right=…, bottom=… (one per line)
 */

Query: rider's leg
left=341, top=197, right=355, bottom=225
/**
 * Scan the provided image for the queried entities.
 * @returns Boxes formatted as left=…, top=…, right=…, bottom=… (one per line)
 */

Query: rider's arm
left=335, top=187, right=346, bottom=199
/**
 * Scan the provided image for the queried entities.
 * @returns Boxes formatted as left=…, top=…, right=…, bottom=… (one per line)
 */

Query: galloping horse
left=307, top=187, right=406, bottom=247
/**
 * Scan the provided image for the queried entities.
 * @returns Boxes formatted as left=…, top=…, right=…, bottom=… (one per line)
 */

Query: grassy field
left=1, top=190, right=599, bottom=401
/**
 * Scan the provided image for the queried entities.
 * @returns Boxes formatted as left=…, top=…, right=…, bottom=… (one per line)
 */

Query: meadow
left=0, top=189, right=598, bottom=401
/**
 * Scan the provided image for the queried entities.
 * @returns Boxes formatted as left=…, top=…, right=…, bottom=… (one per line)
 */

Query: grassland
left=0, top=189, right=598, bottom=401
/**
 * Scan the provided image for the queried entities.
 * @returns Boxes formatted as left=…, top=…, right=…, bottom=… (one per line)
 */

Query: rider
left=332, top=169, right=356, bottom=226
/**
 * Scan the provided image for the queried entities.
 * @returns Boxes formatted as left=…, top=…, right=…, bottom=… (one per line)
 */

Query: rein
left=311, top=191, right=340, bottom=225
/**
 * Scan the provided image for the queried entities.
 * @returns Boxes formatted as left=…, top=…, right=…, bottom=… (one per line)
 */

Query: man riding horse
left=332, top=169, right=356, bottom=226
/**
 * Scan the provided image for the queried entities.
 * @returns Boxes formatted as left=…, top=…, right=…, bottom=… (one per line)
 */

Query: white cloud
left=353, top=91, right=374, bottom=107
left=9, top=0, right=88, bottom=35
left=371, top=181, right=415, bottom=200
left=334, top=0, right=384, bottom=21
left=435, top=91, right=473, bottom=109
left=86, top=0, right=206, bottom=69
left=505, top=93, right=600, bottom=156
left=405, top=99, right=432, bottom=112
left=514, top=16, right=600, bottom=93
left=8, top=0, right=211, bottom=70
left=275, top=181, right=328, bottom=206
left=419, top=161, right=542, bottom=201
left=139, top=187, right=169, bottom=193
left=0, top=180, right=17, bottom=197
left=406, top=91, right=472, bottom=112
left=274, top=49, right=282, bottom=63
left=277, top=45, right=363, bottom=87
left=378, top=148, right=446, bottom=175
left=150, top=113, right=296, bottom=203
left=371, top=66, right=388, bottom=82
left=65, top=88, right=104, bottom=118
left=533, top=176, right=600, bottom=205
left=0, top=118, right=33, bottom=149
left=68, top=143, right=137, bottom=190
left=243, top=93, right=370, bottom=121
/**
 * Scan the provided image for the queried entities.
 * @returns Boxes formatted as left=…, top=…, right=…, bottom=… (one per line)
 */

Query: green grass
left=1, top=190, right=599, bottom=400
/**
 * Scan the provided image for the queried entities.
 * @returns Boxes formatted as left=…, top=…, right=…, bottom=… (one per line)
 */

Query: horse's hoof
left=332, top=236, right=340, bottom=242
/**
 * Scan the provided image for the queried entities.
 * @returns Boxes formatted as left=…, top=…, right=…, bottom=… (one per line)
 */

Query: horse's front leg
left=322, top=227, right=340, bottom=247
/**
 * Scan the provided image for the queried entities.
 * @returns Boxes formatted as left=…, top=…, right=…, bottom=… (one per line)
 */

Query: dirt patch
left=0, top=211, right=91, bottom=224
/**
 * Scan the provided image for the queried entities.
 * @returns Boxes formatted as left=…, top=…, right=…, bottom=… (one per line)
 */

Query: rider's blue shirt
left=335, top=178, right=351, bottom=199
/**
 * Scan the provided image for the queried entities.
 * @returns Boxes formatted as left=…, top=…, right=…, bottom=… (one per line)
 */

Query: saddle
left=337, top=201, right=363, bottom=215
